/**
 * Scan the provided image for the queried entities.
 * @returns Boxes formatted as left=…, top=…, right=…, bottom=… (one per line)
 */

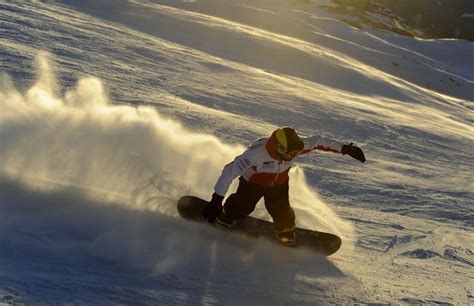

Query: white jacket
left=214, top=135, right=344, bottom=196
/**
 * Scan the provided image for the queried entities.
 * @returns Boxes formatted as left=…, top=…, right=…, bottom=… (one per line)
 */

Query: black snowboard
left=177, top=196, right=342, bottom=256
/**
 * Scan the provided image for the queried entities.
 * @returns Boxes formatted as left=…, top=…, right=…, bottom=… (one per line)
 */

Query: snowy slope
left=0, top=0, right=473, bottom=304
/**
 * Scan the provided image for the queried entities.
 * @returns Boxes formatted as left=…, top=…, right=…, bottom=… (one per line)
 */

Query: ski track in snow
left=0, top=0, right=473, bottom=304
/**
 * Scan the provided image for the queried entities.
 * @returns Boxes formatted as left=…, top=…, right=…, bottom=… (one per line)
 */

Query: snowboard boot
left=215, top=208, right=235, bottom=229
left=277, top=228, right=296, bottom=246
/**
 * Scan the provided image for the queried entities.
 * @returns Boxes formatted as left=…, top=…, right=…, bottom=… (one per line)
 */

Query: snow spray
left=0, top=52, right=354, bottom=249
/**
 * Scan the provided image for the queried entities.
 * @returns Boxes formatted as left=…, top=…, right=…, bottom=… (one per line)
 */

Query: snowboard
left=177, top=196, right=342, bottom=256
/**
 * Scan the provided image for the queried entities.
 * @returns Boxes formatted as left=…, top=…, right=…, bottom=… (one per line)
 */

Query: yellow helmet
left=269, top=127, right=304, bottom=160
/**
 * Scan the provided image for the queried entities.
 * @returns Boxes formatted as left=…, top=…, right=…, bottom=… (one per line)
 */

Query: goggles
left=277, top=142, right=300, bottom=160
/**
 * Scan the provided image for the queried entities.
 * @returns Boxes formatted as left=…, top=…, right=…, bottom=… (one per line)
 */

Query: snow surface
left=0, top=0, right=473, bottom=304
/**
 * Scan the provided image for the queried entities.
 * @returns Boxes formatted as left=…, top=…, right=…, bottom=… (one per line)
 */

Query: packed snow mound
left=401, top=247, right=473, bottom=266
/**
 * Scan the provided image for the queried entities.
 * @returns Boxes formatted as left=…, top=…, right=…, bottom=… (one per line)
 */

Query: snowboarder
left=202, top=127, right=366, bottom=246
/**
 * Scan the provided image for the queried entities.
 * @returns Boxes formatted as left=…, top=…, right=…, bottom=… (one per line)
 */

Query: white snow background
left=0, top=0, right=472, bottom=304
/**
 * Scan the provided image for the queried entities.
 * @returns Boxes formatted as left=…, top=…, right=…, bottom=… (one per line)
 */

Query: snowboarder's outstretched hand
left=202, top=193, right=224, bottom=223
left=342, top=143, right=366, bottom=163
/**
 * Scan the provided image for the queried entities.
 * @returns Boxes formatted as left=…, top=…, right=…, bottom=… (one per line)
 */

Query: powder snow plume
left=0, top=53, right=354, bottom=244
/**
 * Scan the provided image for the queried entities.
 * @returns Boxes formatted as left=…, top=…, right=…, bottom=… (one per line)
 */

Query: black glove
left=202, top=193, right=224, bottom=223
left=341, top=143, right=366, bottom=163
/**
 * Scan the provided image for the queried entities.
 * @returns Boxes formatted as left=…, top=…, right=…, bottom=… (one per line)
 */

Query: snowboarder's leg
left=220, top=177, right=264, bottom=226
left=263, top=181, right=296, bottom=245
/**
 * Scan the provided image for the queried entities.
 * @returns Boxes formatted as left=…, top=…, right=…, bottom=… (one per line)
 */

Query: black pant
left=223, top=177, right=295, bottom=231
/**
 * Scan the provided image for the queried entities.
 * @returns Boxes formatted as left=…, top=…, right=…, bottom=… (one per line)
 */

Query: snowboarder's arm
left=214, top=150, right=254, bottom=197
left=300, top=135, right=344, bottom=154
left=301, top=135, right=366, bottom=162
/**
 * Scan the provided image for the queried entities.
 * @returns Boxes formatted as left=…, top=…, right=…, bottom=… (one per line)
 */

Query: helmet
left=267, top=127, right=304, bottom=161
